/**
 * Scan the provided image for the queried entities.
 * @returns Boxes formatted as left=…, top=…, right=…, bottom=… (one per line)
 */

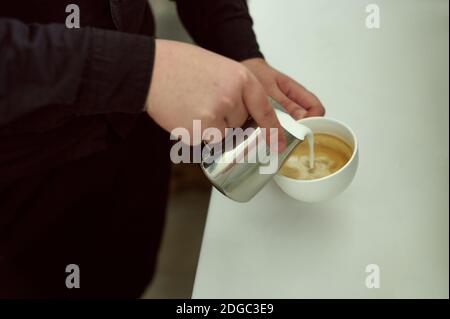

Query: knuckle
left=279, top=98, right=294, bottom=110
left=261, top=108, right=274, bottom=123
left=236, top=67, right=251, bottom=85
left=219, top=95, right=234, bottom=109
left=202, top=109, right=217, bottom=123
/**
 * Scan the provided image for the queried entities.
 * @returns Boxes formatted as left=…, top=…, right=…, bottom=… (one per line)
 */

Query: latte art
left=279, top=133, right=353, bottom=180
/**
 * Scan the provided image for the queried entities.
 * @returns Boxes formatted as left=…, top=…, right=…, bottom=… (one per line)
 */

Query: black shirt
left=0, top=0, right=263, bottom=183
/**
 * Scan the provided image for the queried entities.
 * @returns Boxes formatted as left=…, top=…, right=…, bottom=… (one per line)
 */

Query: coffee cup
left=274, top=117, right=359, bottom=202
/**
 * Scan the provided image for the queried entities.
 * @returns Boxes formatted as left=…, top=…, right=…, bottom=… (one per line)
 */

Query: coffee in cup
left=279, top=133, right=353, bottom=180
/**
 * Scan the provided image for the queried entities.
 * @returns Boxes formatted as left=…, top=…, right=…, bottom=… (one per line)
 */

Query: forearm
left=0, top=18, right=154, bottom=127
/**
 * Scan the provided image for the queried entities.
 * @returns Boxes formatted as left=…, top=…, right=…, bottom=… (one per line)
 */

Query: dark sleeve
left=0, top=18, right=155, bottom=127
left=174, top=0, right=264, bottom=62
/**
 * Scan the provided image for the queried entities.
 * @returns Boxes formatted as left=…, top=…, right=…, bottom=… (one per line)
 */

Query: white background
left=193, top=0, right=449, bottom=298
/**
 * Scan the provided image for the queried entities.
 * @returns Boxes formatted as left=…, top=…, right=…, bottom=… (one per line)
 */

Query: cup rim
left=276, top=116, right=358, bottom=184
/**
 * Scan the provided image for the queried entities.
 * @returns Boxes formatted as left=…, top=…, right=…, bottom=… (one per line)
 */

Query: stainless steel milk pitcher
left=200, top=97, right=312, bottom=202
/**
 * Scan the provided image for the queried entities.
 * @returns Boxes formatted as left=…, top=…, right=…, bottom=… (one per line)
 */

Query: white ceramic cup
left=274, top=117, right=359, bottom=202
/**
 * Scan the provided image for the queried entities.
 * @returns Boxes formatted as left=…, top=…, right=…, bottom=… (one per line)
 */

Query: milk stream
left=273, top=108, right=315, bottom=170
left=306, top=132, right=315, bottom=169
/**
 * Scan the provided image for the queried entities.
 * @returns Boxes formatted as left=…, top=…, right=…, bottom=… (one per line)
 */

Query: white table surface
left=193, top=0, right=449, bottom=298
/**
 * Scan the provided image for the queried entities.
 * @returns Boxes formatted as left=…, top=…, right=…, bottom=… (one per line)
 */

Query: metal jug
left=200, top=97, right=312, bottom=202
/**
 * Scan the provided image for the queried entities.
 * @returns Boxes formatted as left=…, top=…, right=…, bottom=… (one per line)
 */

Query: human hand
left=146, top=40, right=286, bottom=149
left=241, top=58, right=325, bottom=120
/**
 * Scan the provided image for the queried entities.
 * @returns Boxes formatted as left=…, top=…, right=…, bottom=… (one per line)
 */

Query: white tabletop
left=193, top=0, right=449, bottom=298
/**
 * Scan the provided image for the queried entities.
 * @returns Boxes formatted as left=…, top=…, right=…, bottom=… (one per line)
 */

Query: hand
left=241, top=58, right=325, bottom=120
left=146, top=40, right=286, bottom=149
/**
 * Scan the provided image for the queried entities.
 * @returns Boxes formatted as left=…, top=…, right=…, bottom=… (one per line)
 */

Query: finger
left=269, top=86, right=308, bottom=120
left=277, top=76, right=325, bottom=116
left=243, top=76, right=286, bottom=152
